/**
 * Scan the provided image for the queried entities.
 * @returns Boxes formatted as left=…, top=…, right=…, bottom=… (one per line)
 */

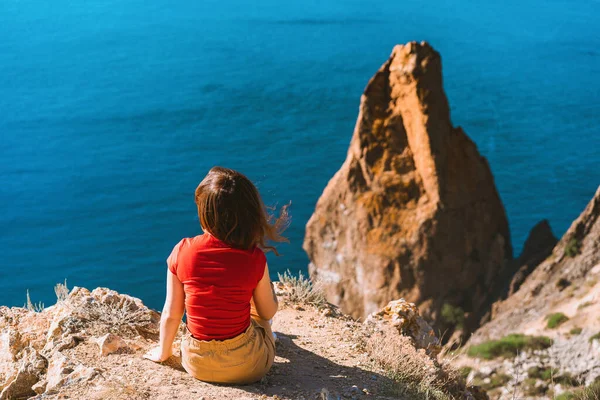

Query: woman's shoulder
left=167, top=235, right=207, bottom=273
left=251, top=246, right=267, bottom=265
left=170, top=235, right=206, bottom=255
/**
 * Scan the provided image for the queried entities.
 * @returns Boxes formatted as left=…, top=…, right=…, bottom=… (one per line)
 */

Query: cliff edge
left=0, top=281, right=485, bottom=400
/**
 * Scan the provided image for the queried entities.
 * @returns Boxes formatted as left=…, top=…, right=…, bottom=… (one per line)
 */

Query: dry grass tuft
left=55, top=279, right=70, bottom=302
left=575, top=381, right=600, bottom=400
left=277, top=270, right=327, bottom=307
left=24, top=289, right=44, bottom=312
left=365, top=326, right=467, bottom=400
left=558, top=380, right=600, bottom=400
left=83, top=298, right=156, bottom=338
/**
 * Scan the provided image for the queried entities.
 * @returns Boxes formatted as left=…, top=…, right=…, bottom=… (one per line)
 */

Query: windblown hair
left=195, top=167, right=290, bottom=255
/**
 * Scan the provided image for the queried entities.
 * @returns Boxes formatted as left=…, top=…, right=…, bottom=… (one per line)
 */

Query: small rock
left=321, top=308, right=334, bottom=317
left=46, top=352, right=74, bottom=393
left=56, top=335, right=83, bottom=352
left=32, top=380, right=47, bottom=394
left=478, top=366, right=495, bottom=377
left=95, top=333, right=127, bottom=356
left=65, top=365, right=97, bottom=385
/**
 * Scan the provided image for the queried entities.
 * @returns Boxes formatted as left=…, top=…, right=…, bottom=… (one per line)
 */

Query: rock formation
left=304, top=41, right=512, bottom=330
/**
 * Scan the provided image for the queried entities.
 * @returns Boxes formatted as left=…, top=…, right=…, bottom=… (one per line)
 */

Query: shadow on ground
left=159, top=332, right=401, bottom=399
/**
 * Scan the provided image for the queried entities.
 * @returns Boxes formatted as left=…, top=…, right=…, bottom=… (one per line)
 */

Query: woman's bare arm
left=252, top=263, right=278, bottom=320
left=144, top=270, right=185, bottom=362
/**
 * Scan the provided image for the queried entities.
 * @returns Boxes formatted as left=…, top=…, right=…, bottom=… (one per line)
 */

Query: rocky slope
left=0, top=283, right=485, bottom=400
left=304, top=41, right=512, bottom=334
left=458, top=186, right=600, bottom=399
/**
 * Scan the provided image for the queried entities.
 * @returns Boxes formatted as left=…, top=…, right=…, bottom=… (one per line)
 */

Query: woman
left=144, top=167, right=289, bottom=384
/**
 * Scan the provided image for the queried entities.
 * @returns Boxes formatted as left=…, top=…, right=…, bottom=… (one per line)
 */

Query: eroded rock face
left=304, top=42, right=512, bottom=328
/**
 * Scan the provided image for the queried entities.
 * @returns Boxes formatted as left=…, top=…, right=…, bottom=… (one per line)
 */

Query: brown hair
left=195, top=167, right=290, bottom=255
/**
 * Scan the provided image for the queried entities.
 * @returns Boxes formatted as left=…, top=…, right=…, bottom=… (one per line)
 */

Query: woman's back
left=168, top=234, right=266, bottom=341
left=145, top=166, right=287, bottom=384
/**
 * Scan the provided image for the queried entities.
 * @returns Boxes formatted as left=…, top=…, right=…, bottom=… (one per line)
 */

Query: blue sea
left=1, top=0, right=599, bottom=310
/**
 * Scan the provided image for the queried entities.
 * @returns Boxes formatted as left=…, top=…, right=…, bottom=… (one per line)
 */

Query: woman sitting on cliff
left=144, top=167, right=289, bottom=384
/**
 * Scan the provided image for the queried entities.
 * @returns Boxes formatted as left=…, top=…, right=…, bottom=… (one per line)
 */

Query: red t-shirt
left=167, top=234, right=266, bottom=341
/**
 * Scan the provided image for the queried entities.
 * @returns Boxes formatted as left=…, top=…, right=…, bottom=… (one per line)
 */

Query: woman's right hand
left=143, top=346, right=172, bottom=363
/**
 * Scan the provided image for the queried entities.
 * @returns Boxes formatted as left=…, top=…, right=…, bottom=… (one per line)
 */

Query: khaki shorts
left=181, top=315, right=276, bottom=384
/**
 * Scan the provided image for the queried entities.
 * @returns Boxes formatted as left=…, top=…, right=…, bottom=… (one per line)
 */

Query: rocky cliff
left=473, top=185, right=600, bottom=343
left=458, top=186, right=600, bottom=399
left=304, top=41, right=512, bottom=331
left=0, top=284, right=485, bottom=400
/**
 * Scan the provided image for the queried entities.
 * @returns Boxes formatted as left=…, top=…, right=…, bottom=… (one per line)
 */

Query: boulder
left=304, top=42, right=512, bottom=330
left=365, top=299, right=441, bottom=358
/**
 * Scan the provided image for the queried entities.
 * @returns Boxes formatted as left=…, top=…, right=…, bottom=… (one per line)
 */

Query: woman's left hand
left=143, top=346, right=172, bottom=363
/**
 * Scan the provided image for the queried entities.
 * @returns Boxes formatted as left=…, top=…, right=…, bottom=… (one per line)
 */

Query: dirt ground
left=38, top=304, right=402, bottom=400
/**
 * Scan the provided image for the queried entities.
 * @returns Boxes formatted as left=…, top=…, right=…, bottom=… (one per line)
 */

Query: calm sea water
left=1, top=0, right=599, bottom=310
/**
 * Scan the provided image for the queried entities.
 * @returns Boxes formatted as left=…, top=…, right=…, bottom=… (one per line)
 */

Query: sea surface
left=1, top=0, right=599, bottom=310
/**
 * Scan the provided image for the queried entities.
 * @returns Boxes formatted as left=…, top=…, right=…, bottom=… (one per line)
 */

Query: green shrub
left=589, top=332, right=600, bottom=343
left=527, top=366, right=559, bottom=381
left=570, top=327, right=583, bottom=335
left=546, top=312, right=569, bottom=329
left=467, top=334, right=553, bottom=360
left=555, top=372, right=581, bottom=387
left=564, top=238, right=581, bottom=257
left=555, top=392, right=576, bottom=400
left=542, top=369, right=561, bottom=381
left=441, top=303, right=465, bottom=329
left=522, top=377, right=547, bottom=396
left=527, top=366, right=543, bottom=379
left=479, top=373, right=511, bottom=391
